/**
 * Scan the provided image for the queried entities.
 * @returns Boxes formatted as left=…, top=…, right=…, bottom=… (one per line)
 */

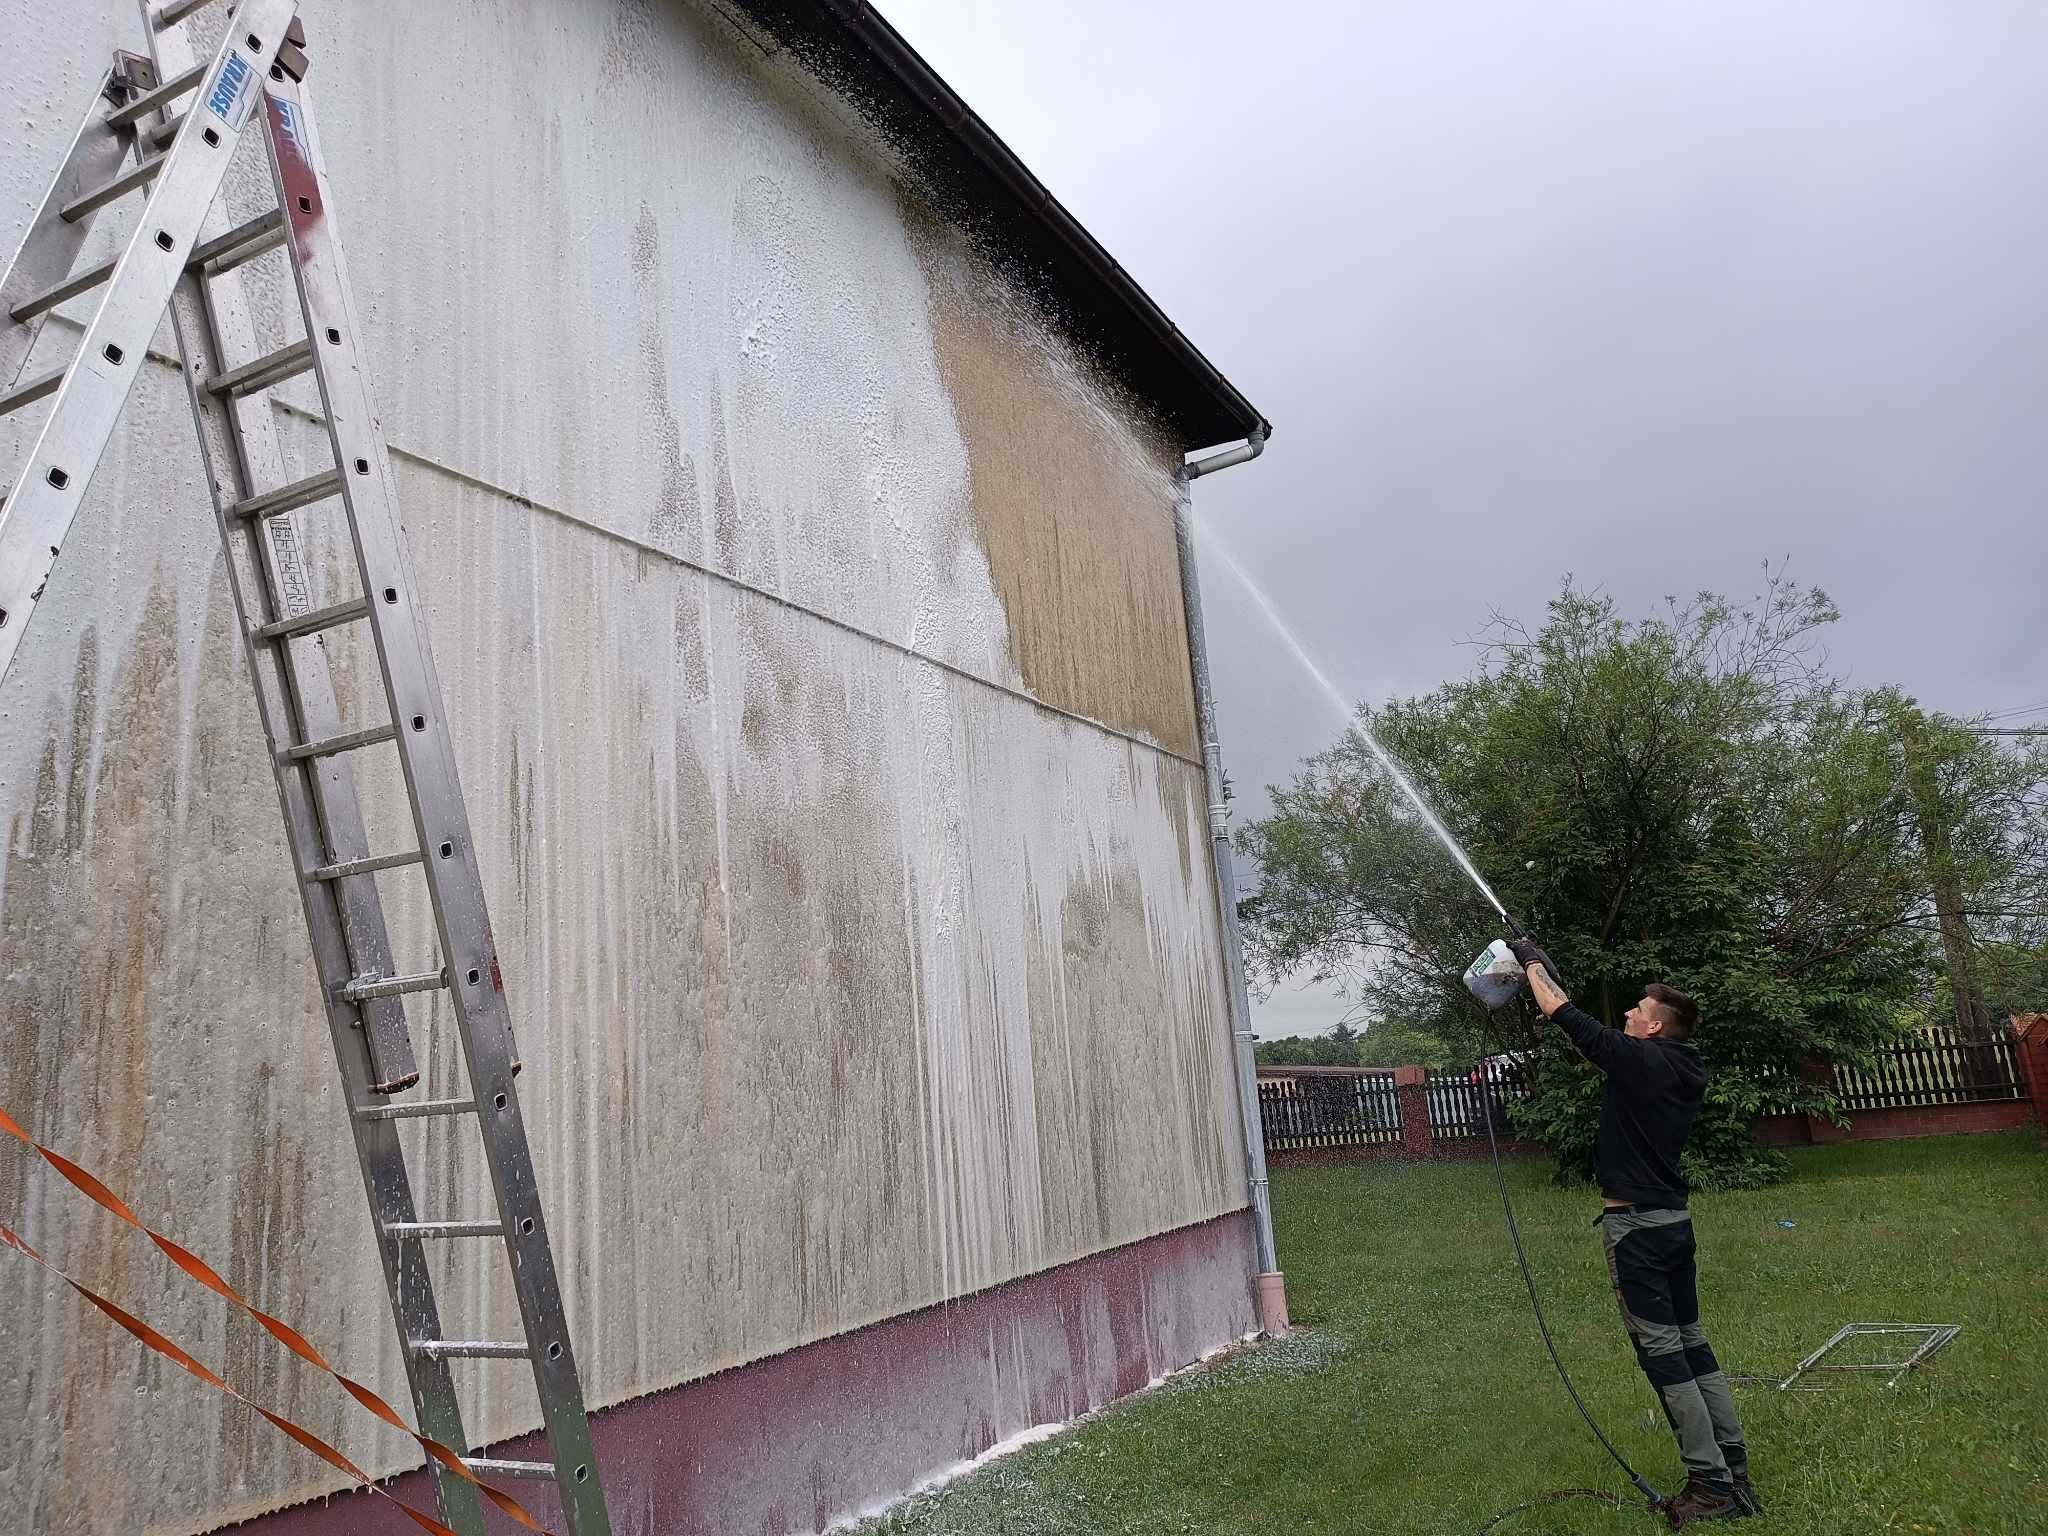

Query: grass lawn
left=859, top=1132, right=2047, bottom=1535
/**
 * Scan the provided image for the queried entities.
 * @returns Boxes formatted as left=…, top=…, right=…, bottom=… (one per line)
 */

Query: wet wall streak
left=0, top=455, right=1245, bottom=1533
left=0, top=1, right=1247, bottom=1529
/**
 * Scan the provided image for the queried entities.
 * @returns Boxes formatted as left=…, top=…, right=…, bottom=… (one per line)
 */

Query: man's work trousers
left=1598, top=1206, right=1748, bottom=1491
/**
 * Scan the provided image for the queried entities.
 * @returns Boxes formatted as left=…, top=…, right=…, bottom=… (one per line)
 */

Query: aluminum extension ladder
left=0, top=4, right=610, bottom=1531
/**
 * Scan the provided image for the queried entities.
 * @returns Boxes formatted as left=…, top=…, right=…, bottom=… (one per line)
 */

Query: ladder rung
left=11, top=254, right=119, bottom=323
left=462, top=1459, right=556, bottom=1481
left=280, top=721, right=397, bottom=763
left=146, top=111, right=188, bottom=152
left=383, top=1221, right=505, bottom=1240
left=0, top=367, right=64, bottom=419
left=189, top=207, right=285, bottom=275
left=412, top=1339, right=530, bottom=1361
left=61, top=151, right=167, bottom=222
left=151, top=0, right=225, bottom=30
left=228, top=466, right=340, bottom=522
left=105, top=61, right=206, bottom=129
left=310, top=849, right=425, bottom=882
left=354, top=1097, right=477, bottom=1122
left=256, top=595, right=369, bottom=642
left=208, top=338, right=315, bottom=398
left=343, top=968, right=447, bottom=1004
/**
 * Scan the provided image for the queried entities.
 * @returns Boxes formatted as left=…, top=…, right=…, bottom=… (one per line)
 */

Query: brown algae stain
left=904, top=199, right=1202, bottom=759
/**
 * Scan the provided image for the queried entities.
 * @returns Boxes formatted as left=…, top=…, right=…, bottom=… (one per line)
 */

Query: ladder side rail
left=143, top=0, right=417, bottom=1095
left=187, top=265, right=420, bottom=1093
left=139, top=10, right=484, bottom=1534
left=259, top=79, right=611, bottom=1535
left=0, top=0, right=296, bottom=685
left=1, top=63, right=141, bottom=385
left=157, top=143, right=493, bottom=1536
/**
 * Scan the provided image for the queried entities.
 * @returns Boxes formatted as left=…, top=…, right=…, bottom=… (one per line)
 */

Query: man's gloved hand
left=1508, top=936, right=1558, bottom=981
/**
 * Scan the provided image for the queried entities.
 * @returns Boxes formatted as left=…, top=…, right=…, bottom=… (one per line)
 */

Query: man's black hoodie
left=1550, top=1002, right=1708, bottom=1206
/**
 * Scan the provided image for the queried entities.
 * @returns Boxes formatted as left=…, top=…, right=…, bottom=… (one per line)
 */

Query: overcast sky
left=880, top=1, right=2048, bottom=1036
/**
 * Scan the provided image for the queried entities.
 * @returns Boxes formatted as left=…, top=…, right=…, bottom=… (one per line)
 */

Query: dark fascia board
left=720, top=0, right=1271, bottom=454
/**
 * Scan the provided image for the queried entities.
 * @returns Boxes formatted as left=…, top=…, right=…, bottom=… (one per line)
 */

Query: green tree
left=1354, top=1018, right=1463, bottom=1069
left=1253, top=1021, right=1363, bottom=1068
left=1888, top=701, right=2048, bottom=1033
left=1967, top=942, right=2048, bottom=1019
left=1238, top=573, right=2046, bottom=1187
left=1250, top=1017, right=1463, bottom=1070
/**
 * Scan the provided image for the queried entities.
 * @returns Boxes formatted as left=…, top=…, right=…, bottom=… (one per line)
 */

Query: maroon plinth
left=221, top=1210, right=1258, bottom=1536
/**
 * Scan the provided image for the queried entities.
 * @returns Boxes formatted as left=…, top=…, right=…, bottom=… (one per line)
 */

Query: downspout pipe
left=1172, top=431, right=1286, bottom=1335
left=1182, top=427, right=1266, bottom=480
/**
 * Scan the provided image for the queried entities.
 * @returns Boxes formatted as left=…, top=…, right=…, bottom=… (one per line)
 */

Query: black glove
left=1508, top=936, right=1557, bottom=980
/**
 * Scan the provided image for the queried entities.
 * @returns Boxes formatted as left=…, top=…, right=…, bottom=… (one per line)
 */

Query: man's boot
left=1719, top=1449, right=1763, bottom=1518
left=1728, top=1467, right=1764, bottom=1518
left=1663, top=1477, right=1740, bottom=1527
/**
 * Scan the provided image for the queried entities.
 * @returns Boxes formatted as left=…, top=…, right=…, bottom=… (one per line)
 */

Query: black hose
left=1475, top=1013, right=1666, bottom=1516
left=1475, top=1488, right=1627, bottom=1533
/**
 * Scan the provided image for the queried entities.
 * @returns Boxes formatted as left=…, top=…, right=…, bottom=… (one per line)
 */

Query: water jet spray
left=1195, top=520, right=1667, bottom=1525
left=1191, top=525, right=1514, bottom=925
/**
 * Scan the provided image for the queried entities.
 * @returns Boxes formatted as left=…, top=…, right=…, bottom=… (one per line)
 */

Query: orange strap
left=0, top=1220, right=457, bottom=1535
left=0, top=1106, right=550, bottom=1533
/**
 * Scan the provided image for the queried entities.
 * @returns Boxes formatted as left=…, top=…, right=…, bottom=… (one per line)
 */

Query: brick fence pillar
left=2012, top=1015, right=2048, bottom=1143
left=1799, top=1055, right=1836, bottom=1143
left=1394, top=1066, right=1433, bottom=1159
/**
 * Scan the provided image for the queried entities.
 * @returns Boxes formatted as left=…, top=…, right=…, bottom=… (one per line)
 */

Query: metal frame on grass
left=1777, top=1323, right=1962, bottom=1392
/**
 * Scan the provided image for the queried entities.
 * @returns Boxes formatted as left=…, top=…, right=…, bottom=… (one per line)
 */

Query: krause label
left=273, top=99, right=309, bottom=159
left=203, top=47, right=259, bottom=131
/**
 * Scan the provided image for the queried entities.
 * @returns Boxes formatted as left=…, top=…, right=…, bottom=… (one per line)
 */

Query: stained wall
left=0, top=3, right=1250, bottom=1531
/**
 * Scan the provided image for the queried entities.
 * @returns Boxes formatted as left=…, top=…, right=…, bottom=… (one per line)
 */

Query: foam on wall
left=0, top=3, right=1249, bottom=1529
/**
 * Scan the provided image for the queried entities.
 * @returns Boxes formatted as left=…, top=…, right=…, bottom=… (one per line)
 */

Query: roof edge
left=724, top=0, right=1272, bottom=453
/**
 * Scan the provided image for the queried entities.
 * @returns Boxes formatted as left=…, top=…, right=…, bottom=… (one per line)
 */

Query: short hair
left=1645, top=983, right=1699, bottom=1040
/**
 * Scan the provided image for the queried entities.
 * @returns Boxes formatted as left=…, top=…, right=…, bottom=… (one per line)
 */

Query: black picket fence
left=1254, top=1064, right=1534, bottom=1151
left=1256, top=1069, right=1403, bottom=1151
left=1256, top=1023, right=2030, bottom=1156
left=1425, top=1064, right=1531, bottom=1141
left=1834, top=1023, right=2025, bottom=1110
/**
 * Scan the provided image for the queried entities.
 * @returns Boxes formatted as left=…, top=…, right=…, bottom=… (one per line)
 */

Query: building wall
left=0, top=3, right=1251, bottom=1531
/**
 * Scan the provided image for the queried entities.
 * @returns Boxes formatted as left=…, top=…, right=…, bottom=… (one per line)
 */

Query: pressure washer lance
left=1459, top=925, right=1669, bottom=1522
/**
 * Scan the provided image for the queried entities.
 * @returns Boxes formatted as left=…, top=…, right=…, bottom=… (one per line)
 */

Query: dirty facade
left=0, top=2, right=1268, bottom=1533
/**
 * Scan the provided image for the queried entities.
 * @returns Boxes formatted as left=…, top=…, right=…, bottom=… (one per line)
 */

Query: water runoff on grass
left=1193, top=516, right=1510, bottom=922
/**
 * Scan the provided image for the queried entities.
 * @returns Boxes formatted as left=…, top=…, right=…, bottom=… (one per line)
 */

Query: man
left=1509, top=937, right=1761, bottom=1527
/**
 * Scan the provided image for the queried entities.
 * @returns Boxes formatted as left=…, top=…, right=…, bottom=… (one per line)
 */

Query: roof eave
left=725, top=0, right=1272, bottom=454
